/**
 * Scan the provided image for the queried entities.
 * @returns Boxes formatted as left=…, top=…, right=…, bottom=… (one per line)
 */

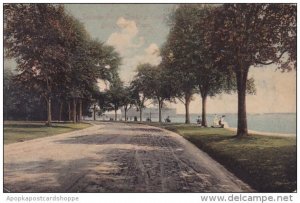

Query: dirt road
left=4, top=122, right=253, bottom=192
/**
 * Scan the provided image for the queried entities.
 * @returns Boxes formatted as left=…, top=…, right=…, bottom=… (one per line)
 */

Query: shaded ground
left=157, top=124, right=296, bottom=192
left=4, top=122, right=253, bottom=192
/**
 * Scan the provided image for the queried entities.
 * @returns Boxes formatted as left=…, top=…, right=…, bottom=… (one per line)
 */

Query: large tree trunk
left=139, top=107, right=143, bottom=122
left=46, top=97, right=52, bottom=126
left=59, top=101, right=63, bottom=122
left=158, top=100, right=162, bottom=123
left=185, top=96, right=191, bottom=124
left=201, top=95, right=208, bottom=127
left=93, top=104, right=96, bottom=121
left=68, top=101, right=71, bottom=121
left=114, top=108, right=117, bottom=121
left=236, top=68, right=249, bottom=137
left=79, top=99, right=82, bottom=122
left=73, top=98, right=76, bottom=123
left=124, top=107, right=127, bottom=122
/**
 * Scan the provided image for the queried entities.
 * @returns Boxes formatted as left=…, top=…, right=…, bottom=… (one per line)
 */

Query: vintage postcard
left=2, top=2, right=296, bottom=199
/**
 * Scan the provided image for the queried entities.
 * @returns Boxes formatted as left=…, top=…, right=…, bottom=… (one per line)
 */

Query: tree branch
left=255, top=50, right=287, bottom=65
left=178, top=97, right=185, bottom=104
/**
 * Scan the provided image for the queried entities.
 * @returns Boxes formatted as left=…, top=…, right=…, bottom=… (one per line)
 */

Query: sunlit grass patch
left=4, top=121, right=91, bottom=144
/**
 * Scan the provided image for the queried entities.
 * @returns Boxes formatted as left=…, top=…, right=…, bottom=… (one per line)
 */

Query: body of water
left=157, top=113, right=296, bottom=134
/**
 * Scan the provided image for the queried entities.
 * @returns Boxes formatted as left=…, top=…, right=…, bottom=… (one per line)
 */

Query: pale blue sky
left=65, top=4, right=173, bottom=42
left=65, top=4, right=174, bottom=58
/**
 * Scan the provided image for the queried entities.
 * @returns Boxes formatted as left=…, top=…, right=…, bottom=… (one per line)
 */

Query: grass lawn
left=4, top=121, right=91, bottom=145
left=151, top=123, right=296, bottom=192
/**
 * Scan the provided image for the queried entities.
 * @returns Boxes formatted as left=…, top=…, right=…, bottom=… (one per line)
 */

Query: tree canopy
left=4, top=4, right=121, bottom=124
left=4, top=3, right=296, bottom=131
left=212, top=4, right=296, bottom=136
left=162, top=5, right=235, bottom=125
left=130, top=63, right=175, bottom=122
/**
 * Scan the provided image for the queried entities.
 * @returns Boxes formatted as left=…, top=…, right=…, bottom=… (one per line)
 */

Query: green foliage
left=162, top=5, right=235, bottom=100
left=134, top=63, right=174, bottom=102
left=214, top=4, right=296, bottom=71
left=130, top=67, right=149, bottom=111
left=4, top=69, right=47, bottom=120
left=212, top=4, right=296, bottom=136
left=130, top=63, right=176, bottom=122
left=4, top=4, right=122, bottom=122
left=4, top=4, right=76, bottom=96
left=162, top=5, right=230, bottom=124
left=121, top=86, right=136, bottom=112
left=103, top=75, right=125, bottom=113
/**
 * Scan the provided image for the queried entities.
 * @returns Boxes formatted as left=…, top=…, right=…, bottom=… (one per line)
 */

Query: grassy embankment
left=4, top=121, right=91, bottom=144
left=151, top=123, right=296, bottom=192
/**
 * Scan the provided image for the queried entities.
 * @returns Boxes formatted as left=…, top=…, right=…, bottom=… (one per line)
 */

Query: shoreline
left=226, top=127, right=296, bottom=137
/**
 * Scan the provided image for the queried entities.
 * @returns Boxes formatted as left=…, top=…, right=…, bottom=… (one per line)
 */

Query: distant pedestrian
left=196, top=116, right=202, bottom=125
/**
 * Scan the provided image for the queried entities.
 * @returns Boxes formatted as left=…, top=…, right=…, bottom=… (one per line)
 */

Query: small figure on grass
left=165, top=116, right=171, bottom=123
left=196, top=116, right=202, bottom=125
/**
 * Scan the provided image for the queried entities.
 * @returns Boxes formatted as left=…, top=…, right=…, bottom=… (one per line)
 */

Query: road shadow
left=54, top=134, right=120, bottom=145
left=55, top=133, right=180, bottom=149
left=117, top=127, right=164, bottom=133
left=4, top=146, right=208, bottom=192
left=4, top=158, right=102, bottom=192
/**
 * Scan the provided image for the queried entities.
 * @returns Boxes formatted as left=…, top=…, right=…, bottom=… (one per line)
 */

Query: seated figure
left=196, top=116, right=202, bottom=125
left=212, top=115, right=226, bottom=128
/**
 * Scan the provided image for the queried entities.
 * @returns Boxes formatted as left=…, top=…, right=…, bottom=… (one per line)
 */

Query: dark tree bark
left=79, top=99, right=82, bottom=122
left=185, top=96, right=191, bottom=124
left=46, top=97, right=52, bottom=126
left=68, top=101, right=71, bottom=121
left=236, top=67, right=249, bottom=137
left=158, top=99, right=162, bottom=123
left=124, top=107, right=127, bottom=122
left=93, top=104, right=96, bottom=121
left=59, top=101, right=63, bottom=122
left=201, top=95, right=208, bottom=127
left=72, top=98, right=76, bottom=123
left=139, top=107, right=143, bottom=122
left=114, top=108, right=117, bottom=121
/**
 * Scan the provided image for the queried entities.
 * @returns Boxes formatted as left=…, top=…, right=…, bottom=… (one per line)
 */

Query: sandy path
left=4, top=122, right=253, bottom=192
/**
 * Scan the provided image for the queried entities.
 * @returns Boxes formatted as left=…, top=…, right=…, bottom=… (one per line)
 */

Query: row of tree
left=4, top=4, right=296, bottom=137
left=110, top=4, right=296, bottom=137
left=4, top=4, right=121, bottom=126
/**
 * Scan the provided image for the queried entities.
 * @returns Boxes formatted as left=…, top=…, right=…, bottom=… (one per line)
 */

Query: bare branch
left=177, top=97, right=185, bottom=104
left=255, top=50, right=287, bottom=65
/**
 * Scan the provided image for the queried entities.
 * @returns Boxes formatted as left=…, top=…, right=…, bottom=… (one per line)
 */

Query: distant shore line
left=5, top=120, right=295, bottom=137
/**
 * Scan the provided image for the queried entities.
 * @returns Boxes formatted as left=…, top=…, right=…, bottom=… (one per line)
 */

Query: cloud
left=106, top=17, right=144, bottom=54
left=145, top=43, right=160, bottom=55
left=133, top=43, right=161, bottom=65
left=106, top=17, right=161, bottom=83
left=119, top=43, right=162, bottom=82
